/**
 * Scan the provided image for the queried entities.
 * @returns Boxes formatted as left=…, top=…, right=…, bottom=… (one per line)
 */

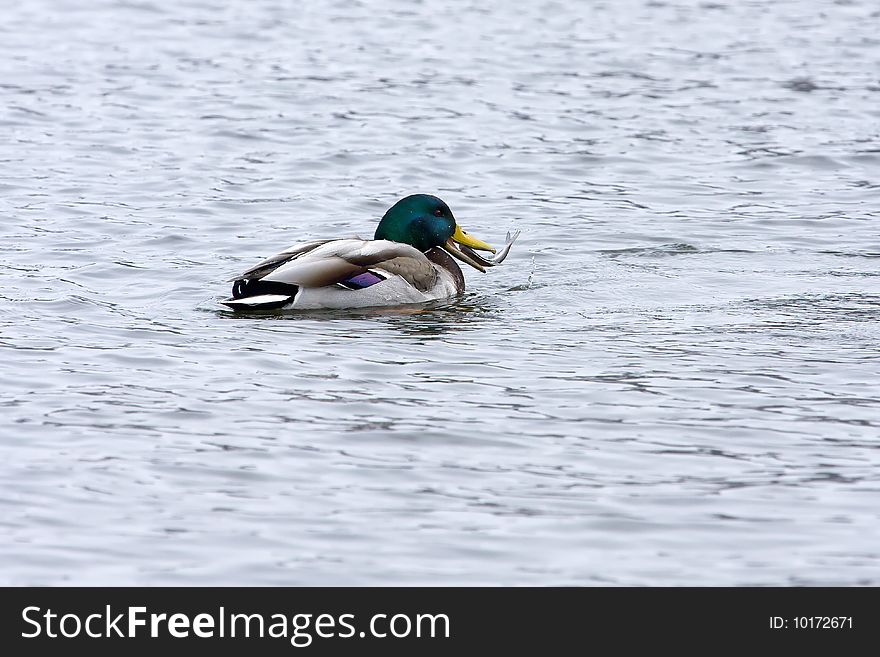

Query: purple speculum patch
left=342, top=271, right=385, bottom=289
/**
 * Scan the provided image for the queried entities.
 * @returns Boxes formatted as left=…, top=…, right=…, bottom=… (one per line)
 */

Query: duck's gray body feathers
left=221, top=238, right=463, bottom=311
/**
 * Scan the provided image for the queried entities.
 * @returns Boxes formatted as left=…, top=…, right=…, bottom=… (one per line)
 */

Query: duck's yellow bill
left=452, top=224, right=495, bottom=253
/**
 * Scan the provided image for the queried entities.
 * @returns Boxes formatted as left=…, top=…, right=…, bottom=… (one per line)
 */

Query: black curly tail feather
left=226, top=279, right=300, bottom=310
left=232, top=278, right=298, bottom=299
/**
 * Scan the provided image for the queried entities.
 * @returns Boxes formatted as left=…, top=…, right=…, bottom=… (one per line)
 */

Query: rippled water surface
left=2, top=0, right=879, bottom=585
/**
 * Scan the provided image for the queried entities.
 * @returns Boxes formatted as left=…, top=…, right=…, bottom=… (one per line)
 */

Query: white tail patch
left=220, top=294, right=293, bottom=310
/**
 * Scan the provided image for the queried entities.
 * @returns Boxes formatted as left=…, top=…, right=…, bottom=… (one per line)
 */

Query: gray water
left=1, top=0, right=879, bottom=586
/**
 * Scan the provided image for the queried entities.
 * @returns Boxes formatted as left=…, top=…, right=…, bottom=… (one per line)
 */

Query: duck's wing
left=230, top=239, right=432, bottom=287
left=262, top=239, right=432, bottom=288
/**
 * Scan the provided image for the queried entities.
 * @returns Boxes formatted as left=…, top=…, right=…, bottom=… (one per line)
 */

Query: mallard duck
left=221, top=194, right=518, bottom=310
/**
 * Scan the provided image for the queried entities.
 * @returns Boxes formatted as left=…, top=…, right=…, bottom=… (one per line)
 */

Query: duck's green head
left=374, top=194, right=496, bottom=271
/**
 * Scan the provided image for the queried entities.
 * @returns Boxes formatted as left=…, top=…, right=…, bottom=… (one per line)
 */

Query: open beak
left=443, top=224, right=496, bottom=272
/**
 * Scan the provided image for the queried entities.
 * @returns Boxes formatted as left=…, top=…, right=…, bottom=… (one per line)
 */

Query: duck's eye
left=433, top=208, right=443, bottom=217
